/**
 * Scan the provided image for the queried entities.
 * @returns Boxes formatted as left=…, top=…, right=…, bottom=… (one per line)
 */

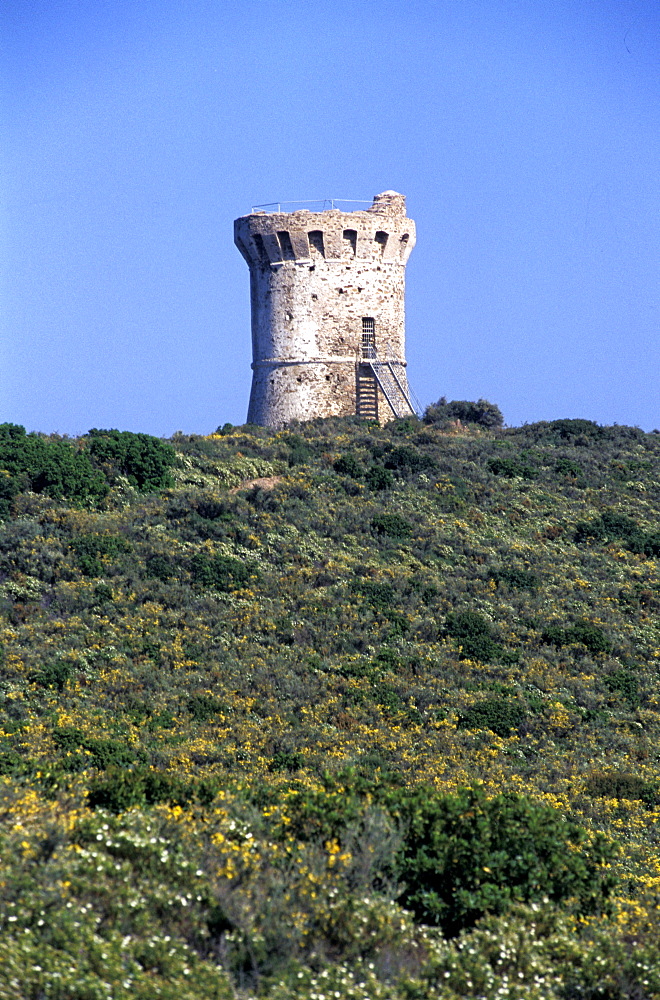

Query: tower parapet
left=234, top=191, right=416, bottom=427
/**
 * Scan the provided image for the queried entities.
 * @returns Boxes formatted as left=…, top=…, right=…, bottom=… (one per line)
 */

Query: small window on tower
left=308, top=230, right=325, bottom=257
left=277, top=231, right=296, bottom=260
left=375, top=231, right=388, bottom=255
left=342, top=229, right=357, bottom=257
left=362, top=317, right=375, bottom=358
left=252, top=233, right=269, bottom=264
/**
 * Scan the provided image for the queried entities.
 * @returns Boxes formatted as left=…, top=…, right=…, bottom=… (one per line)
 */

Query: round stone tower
left=234, top=191, right=416, bottom=427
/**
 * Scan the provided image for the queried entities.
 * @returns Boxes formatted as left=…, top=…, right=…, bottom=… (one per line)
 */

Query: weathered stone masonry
left=234, top=191, right=416, bottom=427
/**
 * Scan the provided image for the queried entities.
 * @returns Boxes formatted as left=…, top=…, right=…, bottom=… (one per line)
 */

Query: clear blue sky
left=3, top=0, right=659, bottom=435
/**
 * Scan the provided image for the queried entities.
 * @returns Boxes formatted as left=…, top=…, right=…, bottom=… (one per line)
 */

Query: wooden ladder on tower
left=357, top=366, right=379, bottom=420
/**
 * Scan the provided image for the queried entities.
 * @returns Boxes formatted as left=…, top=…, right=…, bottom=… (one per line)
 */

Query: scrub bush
left=555, top=457, right=583, bottom=477
left=31, top=661, right=72, bottom=692
left=541, top=621, right=612, bottom=655
left=585, top=772, right=659, bottom=807
left=383, top=444, right=436, bottom=476
left=488, top=567, right=538, bottom=591
left=70, top=533, right=132, bottom=576
left=445, top=611, right=502, bottom=662
left=365, top=465, right=394, bottom=491
left=87, top=428, right=176, bottom=492
left=351, top=579, right=397, bottom=612
left=424, top=398, right=504, bottom=428
left=145, top=552, right=176, bottom=581
left=87, top=767, right=184, bottom=811
left=0, top=423, right=108, bottom=507
left=371, top=513, right=412, bottom=539
left=488, top=456, right=536, bottom=480
left=190, top=551, right=253, bottom=590
left=333, top=453, right=363, bottom=478
left=604, top=667, right=640, bottom=708
left=457, top=698, right=527, bottom=737
left=393, top=786, right=616, bottom=936
left=574, top=509, right=641, bottom=545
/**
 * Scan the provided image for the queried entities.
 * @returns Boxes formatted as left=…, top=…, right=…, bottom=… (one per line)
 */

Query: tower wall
left=234, top=191, right=416, bottom=427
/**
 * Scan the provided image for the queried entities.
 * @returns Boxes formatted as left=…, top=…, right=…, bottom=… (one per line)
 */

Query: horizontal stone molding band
left=251, top=358, right=408, bottom=369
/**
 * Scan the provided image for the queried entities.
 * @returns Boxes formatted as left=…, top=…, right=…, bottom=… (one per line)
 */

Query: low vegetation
left=2, top=409, right=660, bottom=998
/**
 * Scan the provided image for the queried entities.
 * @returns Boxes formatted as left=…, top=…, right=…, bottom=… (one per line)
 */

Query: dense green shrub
left=365, top=465, right=394, bottom=490
left=0, top=471, right=20, bottom=519
left=569, top=622, right=613, bottom=655
left=555, top=457, right=583, bottom=477
left=286, top=435, right=312, bottom=466
left=371, top=513, right=412, bottom=539
left=573, top=508, right=660, bottom=559
left=488, top=567, right=538, bottom=591
left=31, top=661, right=72, bottom=692
left=516, top=418, right=614, bottom=445
left=424, top=398, right=504, bottom=428
left=87, top=429, right=176, bottom=491
left=187, top=693, right=226, bottom=721
left=457, top=698, right=527, bottom=736
left=488, top=456, right=536, bottom=479
left=604, top=667, right=640, bottom=708
left=639, top=531, right=660, bottom=557
left=574, top=509, right=641, bottom=545
left=383, top=444, right=436, bottom=476
left=351, top=579, right=397, bottom=612
left=87, top=767, right=195, bottom=812
left=53, top=727, right=138, bottom=771
left=0, top=748, right=25, bottom=776
left=190, top=551, right=253, bottom=590
left=268, top=749, right=304, bottom=772
left=333, top=453, right=363, bottom=478
left=541, top=621, right=612, bottom=655
left=145, top=552, right=176, bottom=581
left=0, top=423, right=108, bottom=508
left=445, top=611, right=502, bottom=662
left=585, top=772, right=659, bottom=807
left=393, top=786, right=616, bottom=935
left=275, top=783, right=367, bottom=843
left=93, top=582, right=114, bottom=603
left=70, top=533, right=132, bottom=576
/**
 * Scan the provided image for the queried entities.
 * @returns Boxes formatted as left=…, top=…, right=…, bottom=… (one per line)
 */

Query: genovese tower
left=234, top=191, right=417, bottom=427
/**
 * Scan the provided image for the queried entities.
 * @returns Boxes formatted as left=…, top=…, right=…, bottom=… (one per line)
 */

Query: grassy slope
left=2, top=415, right=660, bottom=998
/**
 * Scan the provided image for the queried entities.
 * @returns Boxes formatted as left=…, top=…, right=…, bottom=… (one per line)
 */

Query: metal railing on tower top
left=250, top=199, right=372, bottom=214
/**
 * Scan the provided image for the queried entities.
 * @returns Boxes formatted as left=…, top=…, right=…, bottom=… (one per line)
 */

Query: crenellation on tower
left=234, top=191, right=416, bottom=427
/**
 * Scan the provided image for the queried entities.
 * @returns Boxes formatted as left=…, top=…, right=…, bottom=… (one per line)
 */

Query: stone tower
left=234, top=191, right=416, bottom=427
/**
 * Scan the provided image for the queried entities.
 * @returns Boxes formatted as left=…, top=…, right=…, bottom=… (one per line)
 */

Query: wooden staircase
left=356, top=366, right=379, bottom=420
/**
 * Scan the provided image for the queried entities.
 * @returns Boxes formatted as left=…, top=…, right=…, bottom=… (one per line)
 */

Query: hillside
left=2, top=413, right=660, bottom=999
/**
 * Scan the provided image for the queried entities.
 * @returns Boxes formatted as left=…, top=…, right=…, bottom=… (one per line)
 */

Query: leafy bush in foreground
left=394, top=786, right=616, bottom=936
